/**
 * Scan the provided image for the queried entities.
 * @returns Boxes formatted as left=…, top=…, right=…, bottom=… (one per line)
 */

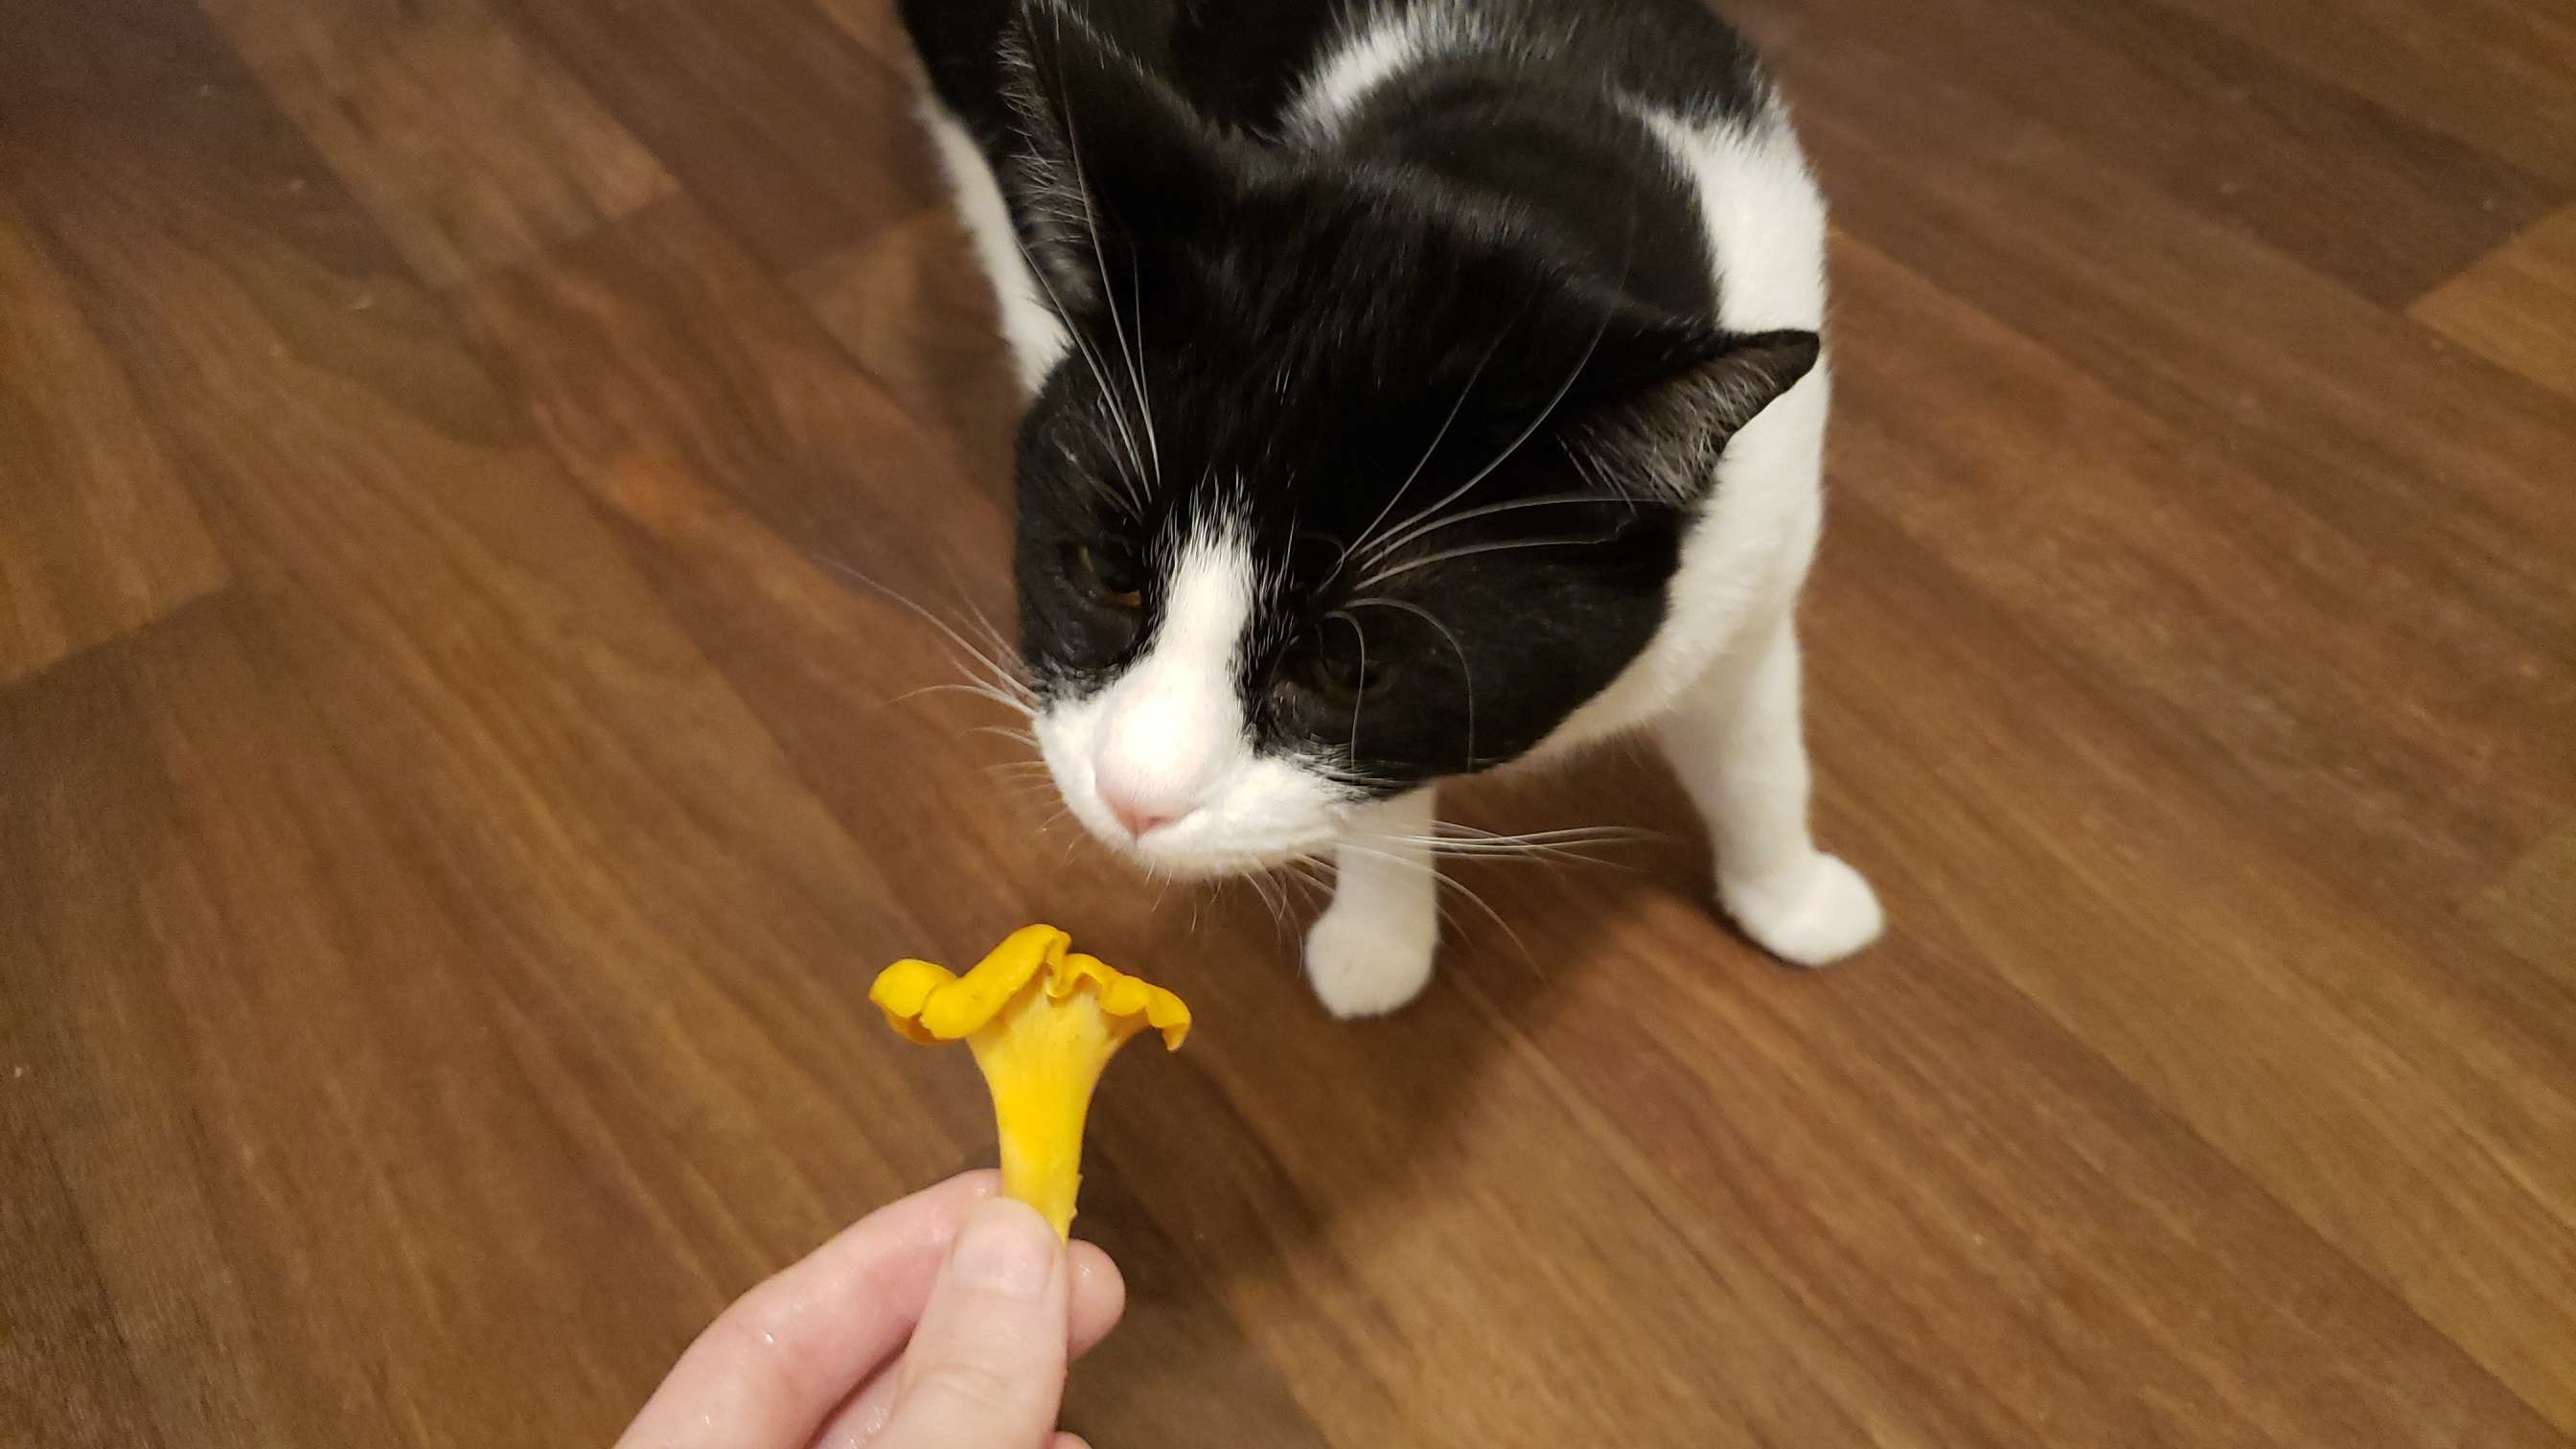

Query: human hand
left=617, top=1171, right=1125, bottom=1449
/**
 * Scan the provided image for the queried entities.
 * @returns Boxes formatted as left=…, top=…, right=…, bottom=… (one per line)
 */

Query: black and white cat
left=898, top=0, right=1882, bottom=1016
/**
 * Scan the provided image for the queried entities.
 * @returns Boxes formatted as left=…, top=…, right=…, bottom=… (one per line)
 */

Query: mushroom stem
left=977, top=1020, right=1106, bottom=1237
left=869, top=927, right=1189, bottom=1239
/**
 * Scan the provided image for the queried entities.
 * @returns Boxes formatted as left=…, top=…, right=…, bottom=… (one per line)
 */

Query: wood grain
left=5, top=0, right=2574, bottom=1443
left=2413, top=207, right=2576, bottom=403
left=2474, top=826, right=2576, bottom=978
left=0, top=1078, right=163, bottom=1449
left=1732, top=0, right=2559, bottom=302
left=2141, top=0, right=2576, bottom=192
left=790, top=205, right=1026, bottom=491
left=1438, top=821, right=2568, bottom=1446
left=0, top=197, right=227, bottom=687
left=2, top=5, right=970, bottom=1441
left=1823, top=231, right=2574, bottom=919
left=1782, top=34, right=2576, bottom=666
left=196, top=0, right=673, bottom=288
left=496, top=0, right=940, bottom=276
left=1798, top=498, right=2576, bottom=1429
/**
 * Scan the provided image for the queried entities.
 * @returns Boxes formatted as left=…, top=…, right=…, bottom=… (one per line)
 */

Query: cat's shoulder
left=1285, top=0, right=1826, bottom=331
left=1285, top=0, right=1778, bottom=135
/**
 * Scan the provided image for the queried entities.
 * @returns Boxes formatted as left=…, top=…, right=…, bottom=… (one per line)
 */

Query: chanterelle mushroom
left=869, top=925, right=1189, bottom=1237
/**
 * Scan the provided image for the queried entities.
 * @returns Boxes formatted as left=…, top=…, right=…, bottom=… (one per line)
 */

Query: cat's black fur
left=899, top=0, right=1817, bottom=790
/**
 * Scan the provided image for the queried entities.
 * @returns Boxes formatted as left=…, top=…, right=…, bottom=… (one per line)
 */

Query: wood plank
left=0, top=1078, right=164, bottom=1449
left=2137, top=0, right=2576, bottom=191
left=461, top=196, right=1002, bottom=566
left=1824, top=232, right=2572, bottom=915
left=804, top=0, right=915, bottom=73
left=0, top=621, right=357, bottom=1448
left=1780, top=35, right=2576, bottom=669
left=1731, top=0, right=2557, bottom=303
left=2413, top=207, right=2576, bottom=404
left=196, top=0, right=675, bottom=288
left=2472, top=825, right=2576, bottom=978
left=458, top=195, right=1972, bottom=1448
left=0, top=196, right=227, bottom=688
left=0, top=6, right=991, bottom=1442
left=1425, top=775, right=2566, bottom=1446
left=0, top=591, right=968, bottom=1448
left=789, top=204, right=1024, bottom=494
left=498, top=0, right=938, bottom=276
left=1784, top=498, right=2576, bottom=1431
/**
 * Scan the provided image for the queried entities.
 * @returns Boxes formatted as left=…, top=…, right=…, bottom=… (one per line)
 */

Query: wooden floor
left=4, top=1, right=2573, bottom=1444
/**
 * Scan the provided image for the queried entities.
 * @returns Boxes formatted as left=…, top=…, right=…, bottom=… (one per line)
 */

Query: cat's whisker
left=944, top=564, right=1030, bottom=672
left=1000, top=195, right=1150, bottom=502
left=1332, top=841, right=1530, bottom=961
left=1244, top=869, right=1290, bottom=937
left=895, top=681, right=1037, bottom=721
left=803, top=550, right=1042, bottom=715
left=1431, top=822, right=1658, bottom=847
left=998, top=784, right=1065, bottom=814
left=1393, top=833, right=1644, bottom=870
left=1331, top=310, right=1518, bottom=586
left=1285, top=856, right=1334, bottom=909
left=1443, top=829, right=1654, bottom=862
left=1356, top=490, right=1608, bottom=569
left=1323, top=609, right=1370, bottom=758
left=1360, top=288, right=1622, bottom=565
left=1354, top=531, right=1618, bottom=591
left=1046, top=6, right=1162, bottom=509
left=1342, top=597, right=1476, bottom=767
left=1123, top=246, right=1162, bottom=491
left=1296, top=528, right=1354, bottom=586
left=1558, top=437, right=1642, bottom=518
left=928, top=631, right=1039, bottom=716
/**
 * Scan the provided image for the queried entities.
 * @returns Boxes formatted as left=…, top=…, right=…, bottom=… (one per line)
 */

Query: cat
left=897, top=0, right=1882, bottom=1017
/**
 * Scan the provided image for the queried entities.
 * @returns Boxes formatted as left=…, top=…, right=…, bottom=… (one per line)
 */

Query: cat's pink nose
left=1104, top=792, right=1181, bottom=840
left=1092, top=683, right=1220, bottom=840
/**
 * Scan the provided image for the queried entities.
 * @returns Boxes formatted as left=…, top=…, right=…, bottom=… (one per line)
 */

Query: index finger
left=616, top=1170, right=1001, bottom=1449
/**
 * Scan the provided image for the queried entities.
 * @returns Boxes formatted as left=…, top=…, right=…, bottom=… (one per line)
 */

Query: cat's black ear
left=1565, top=321, right=1821, bottom=499
left=1001, top=2, right=1234, bottom=308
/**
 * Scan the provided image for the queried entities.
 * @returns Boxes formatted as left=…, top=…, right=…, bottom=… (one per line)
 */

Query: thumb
left=872, top=1196, right=1072, bottom=1449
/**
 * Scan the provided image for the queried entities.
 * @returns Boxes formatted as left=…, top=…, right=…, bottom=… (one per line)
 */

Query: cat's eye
left=1065, top=543, right=1144, bottom=610
left=1302, top=636, right=1399, bottom=704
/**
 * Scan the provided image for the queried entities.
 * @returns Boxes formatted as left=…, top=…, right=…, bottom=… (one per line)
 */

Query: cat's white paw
left=1721, top=853, right=1883, bottom=968
left=1303, top=895, right=1439, bottom=1019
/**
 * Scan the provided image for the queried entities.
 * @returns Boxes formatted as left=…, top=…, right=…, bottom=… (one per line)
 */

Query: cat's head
left=1000, top=7, right=1817, bottom=876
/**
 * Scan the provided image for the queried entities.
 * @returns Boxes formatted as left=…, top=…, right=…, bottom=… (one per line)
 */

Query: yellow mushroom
left=869, top=925, right=1190, bottom=1237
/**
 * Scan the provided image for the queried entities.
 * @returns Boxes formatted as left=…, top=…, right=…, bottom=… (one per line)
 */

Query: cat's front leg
left=1657, top=617, right=1883, bottom=966
left=1304, top=787, right=1441, bottom=1019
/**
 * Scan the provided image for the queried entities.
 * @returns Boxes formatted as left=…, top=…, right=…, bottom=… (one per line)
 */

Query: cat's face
left=1019, top=337, right=1670, bottom=872
left=1000, top=11, right=1816, bottom=874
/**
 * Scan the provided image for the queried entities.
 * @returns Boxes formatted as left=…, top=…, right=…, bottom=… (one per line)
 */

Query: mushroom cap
left=870, top=924, right=1191, bottom=1049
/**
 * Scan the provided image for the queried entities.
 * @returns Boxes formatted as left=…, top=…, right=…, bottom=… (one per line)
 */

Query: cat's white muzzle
left=1034, top=698, right=1352, bottom=878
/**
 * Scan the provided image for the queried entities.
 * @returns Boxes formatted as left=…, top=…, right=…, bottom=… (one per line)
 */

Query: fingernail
left=949, top=1198, right=1057, bottom=1299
